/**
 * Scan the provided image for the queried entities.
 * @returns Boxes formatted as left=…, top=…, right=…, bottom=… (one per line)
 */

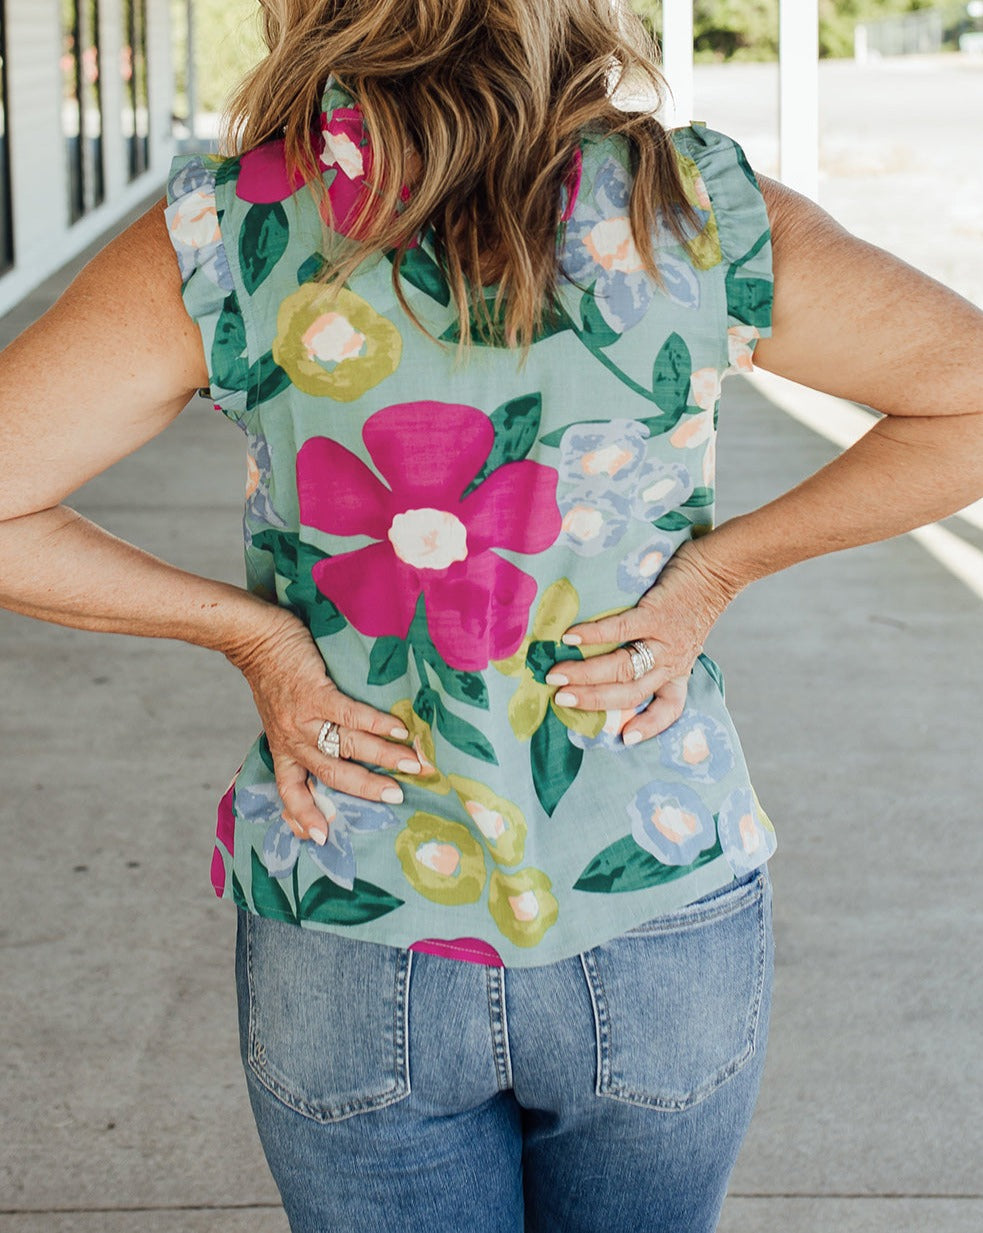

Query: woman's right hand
left=225, top=609, right=420, bottom=845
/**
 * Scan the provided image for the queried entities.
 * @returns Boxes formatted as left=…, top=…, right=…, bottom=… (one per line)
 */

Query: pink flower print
left=689, top=367, right=723, bottom=412
left=235, top=107, right=385, bottom=238
left=560, top=149, right=584, bottom=223
left=670, top=410, right=714, bottom=450
left=211, top=776, right=238, bottom=896
left=409, top=937, right=505, bottom=966
left=236, top=140, right=307, bottom=204
left=296, top=401, right=562, bottom=671
left=726, top=324, right=761, bottom=375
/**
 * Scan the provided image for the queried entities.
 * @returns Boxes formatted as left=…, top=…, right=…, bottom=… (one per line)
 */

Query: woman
left=2, top=1, right=982, bottom=1229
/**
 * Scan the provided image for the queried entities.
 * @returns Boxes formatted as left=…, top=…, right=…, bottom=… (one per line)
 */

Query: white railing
left=660, top=0, right=820, bottom=200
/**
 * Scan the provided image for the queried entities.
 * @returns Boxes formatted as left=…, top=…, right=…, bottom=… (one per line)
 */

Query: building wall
left=0, top=0, right=174, bottom=317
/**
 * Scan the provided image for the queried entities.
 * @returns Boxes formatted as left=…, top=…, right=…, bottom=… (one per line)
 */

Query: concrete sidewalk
left=2, top=240, right=982, bottom=1232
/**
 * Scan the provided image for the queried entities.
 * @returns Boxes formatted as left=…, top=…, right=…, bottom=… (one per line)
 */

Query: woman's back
left=166, top=77, right=776, bottom=965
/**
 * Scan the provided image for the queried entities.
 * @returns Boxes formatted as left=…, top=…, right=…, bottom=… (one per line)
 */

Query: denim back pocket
left=580, top=872, right=771, bottom=1112
left=243, top=911, right=412, bottom=1123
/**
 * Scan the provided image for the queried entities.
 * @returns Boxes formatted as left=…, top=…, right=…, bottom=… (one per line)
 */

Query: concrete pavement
left=2, top=60, right=983, bottom=1233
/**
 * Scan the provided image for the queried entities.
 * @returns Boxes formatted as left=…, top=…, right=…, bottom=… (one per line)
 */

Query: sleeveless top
left=165, top=79, right=776, bottom=969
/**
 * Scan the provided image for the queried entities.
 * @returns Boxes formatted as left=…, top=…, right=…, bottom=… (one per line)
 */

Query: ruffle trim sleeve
left=670, top=125, right=774, bottom=375
left=164, top=154, right=250, bottom=427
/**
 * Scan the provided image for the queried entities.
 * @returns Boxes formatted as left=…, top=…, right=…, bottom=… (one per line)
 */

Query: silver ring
left=625, top=639, right=656, bottom=682
left=316, top=720, right=342, bottom=759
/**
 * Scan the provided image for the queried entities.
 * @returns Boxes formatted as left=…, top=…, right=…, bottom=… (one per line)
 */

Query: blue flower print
left=558, top=488, right=632, bottom=556
left=718, top=787, right=777, bottom=876
left=568, top=704, right=646, bottom=753
left=628, top=781, right=716, bottom=867
left=631, top=460, right=694, bottom=522
left=559, top=420, right=649, bottom=490
left=652, top=252, right=701, bottom=310
left=244, top=431, right=288, bottom=543
left=617, top=534, right=677, bottom=594
left=561, top=156, right=703, bottom=329
left=165, top=156, right=234, bottom=293
left=233, top=780, right=282, bottom=824
left=561, top=158, right=655, bottom=334
left=656, top=710, right=735, bottom=783
left=262, top=780, right=401, bottom=891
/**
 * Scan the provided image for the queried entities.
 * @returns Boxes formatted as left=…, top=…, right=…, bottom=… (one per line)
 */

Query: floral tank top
left=165, top=80, right=776, bottom=969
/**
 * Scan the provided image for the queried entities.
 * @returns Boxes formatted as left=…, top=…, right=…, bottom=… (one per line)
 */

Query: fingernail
left=554, top=690, right=578, bottom=707
left=390, top=725, right=410, bottom=740
left=562, top=633, right=582, bottom=646
left=623, top=730, right=643, bottom=746
left=309, top=827, right=328, bottom=845
left=382, top=786, right=404, bottom=804
left=545, top=673, right=569, bottom=686
left=397, top=758, right=422, bottom=774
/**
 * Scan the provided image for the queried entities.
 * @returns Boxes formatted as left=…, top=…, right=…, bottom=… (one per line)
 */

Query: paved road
left=2, top=57, right=982, bottom=1233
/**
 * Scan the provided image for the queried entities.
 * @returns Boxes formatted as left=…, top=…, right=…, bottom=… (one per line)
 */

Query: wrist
left=207, top=590, right=305, bottom=672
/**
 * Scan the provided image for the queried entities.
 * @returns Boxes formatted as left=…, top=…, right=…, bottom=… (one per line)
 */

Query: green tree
left=631, top=0, right=940, bottom=62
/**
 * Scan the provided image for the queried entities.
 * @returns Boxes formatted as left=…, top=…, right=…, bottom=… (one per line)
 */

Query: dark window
left=0, top=2, right=13, bottom=272
left=61, top=0, right=104, bottom=223
left=121, top=0, right=149, bottom=179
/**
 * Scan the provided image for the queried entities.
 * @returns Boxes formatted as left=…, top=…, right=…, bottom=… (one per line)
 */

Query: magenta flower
left=297, top=401, right=562, bottom=671
left=211, top=778, right=237, bottom=897
left=236, top=107, right=398, bottom=239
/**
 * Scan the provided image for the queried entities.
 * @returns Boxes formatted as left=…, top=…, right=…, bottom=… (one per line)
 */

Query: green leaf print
left=211, top=295, right=250, bottom=391
left=246, top=351, right=292, bottom=410
left=239, top=202, right=291, bottom=295
left=425, top=655, right=489, bottom=709
left=725, top=271, right=773, bottom=329
left=368, top=637, right=410, bottom=687
left=300, top=876, right=405, bottom=926
left=433, top=697, right=498, bottom=765
left=213, top=157, right=242, bottom=189
left=389, top=246, right=452, bottom=307
left=250, top=849, right=297, bottom=921
left=440, top=298, right=572, bottom=348
left=286, top=580, right=348, bottom=639
left=682, top=487, right=715, bottom=509
left=258, top=733, right=275, bottom=774
left=696, top=652, right=726, bottom=699
left=464, top=393, right=543, bottom=496
left=531, top=704, right=583, bottom=817
left=573, top=835, right=724, bottom=894
left=525, top=640, right=582, bottom=686
left=651, top=333, right=692, bottom=416
left=579, top=287, right=621, bottom=349
left=231, top=871, right=249, bottom=910
left=297, top=253, right=328, bottom=284
left=413, top=686, right=438, bottom=727
left=653, top=511, right=692, bottom=532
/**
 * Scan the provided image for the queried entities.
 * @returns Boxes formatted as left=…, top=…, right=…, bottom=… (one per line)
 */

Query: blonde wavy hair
left=225, top=0, right=699, bottom=350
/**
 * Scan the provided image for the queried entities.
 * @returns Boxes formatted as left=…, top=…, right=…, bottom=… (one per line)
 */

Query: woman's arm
left=0, top=201, right=417, bottom=837
left=550, top=179, right=983, bottom=737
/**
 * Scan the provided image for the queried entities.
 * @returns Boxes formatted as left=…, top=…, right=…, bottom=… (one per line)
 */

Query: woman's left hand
left=544, top=539, right=741, bottom=745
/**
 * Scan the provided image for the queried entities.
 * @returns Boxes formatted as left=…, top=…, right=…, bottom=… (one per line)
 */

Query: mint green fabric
left=165, top=81, right=775, bottom=967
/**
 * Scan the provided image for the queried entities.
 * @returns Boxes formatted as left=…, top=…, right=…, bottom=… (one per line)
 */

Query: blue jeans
left=235, top=868, right=773, bottom=1233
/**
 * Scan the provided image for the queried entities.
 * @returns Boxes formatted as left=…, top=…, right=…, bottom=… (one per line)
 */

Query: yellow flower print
left=492, top=579, right=608, bottom=742
left=272, top=284, right=402, bottom=401
left=448, top=775, right=528, bottom=867
left=390, top=699, right=451, bottom=795
left=488, top=868, right=559, bottom=947
left=395, top=812, right=486, bottom=905
left=675, top=153, right=722, bottom=271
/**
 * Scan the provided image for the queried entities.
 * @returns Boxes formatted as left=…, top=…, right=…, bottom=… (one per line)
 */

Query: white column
left=779, top=0, right=819, bottom=199
left=660, top=0, right=695, bottom=128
